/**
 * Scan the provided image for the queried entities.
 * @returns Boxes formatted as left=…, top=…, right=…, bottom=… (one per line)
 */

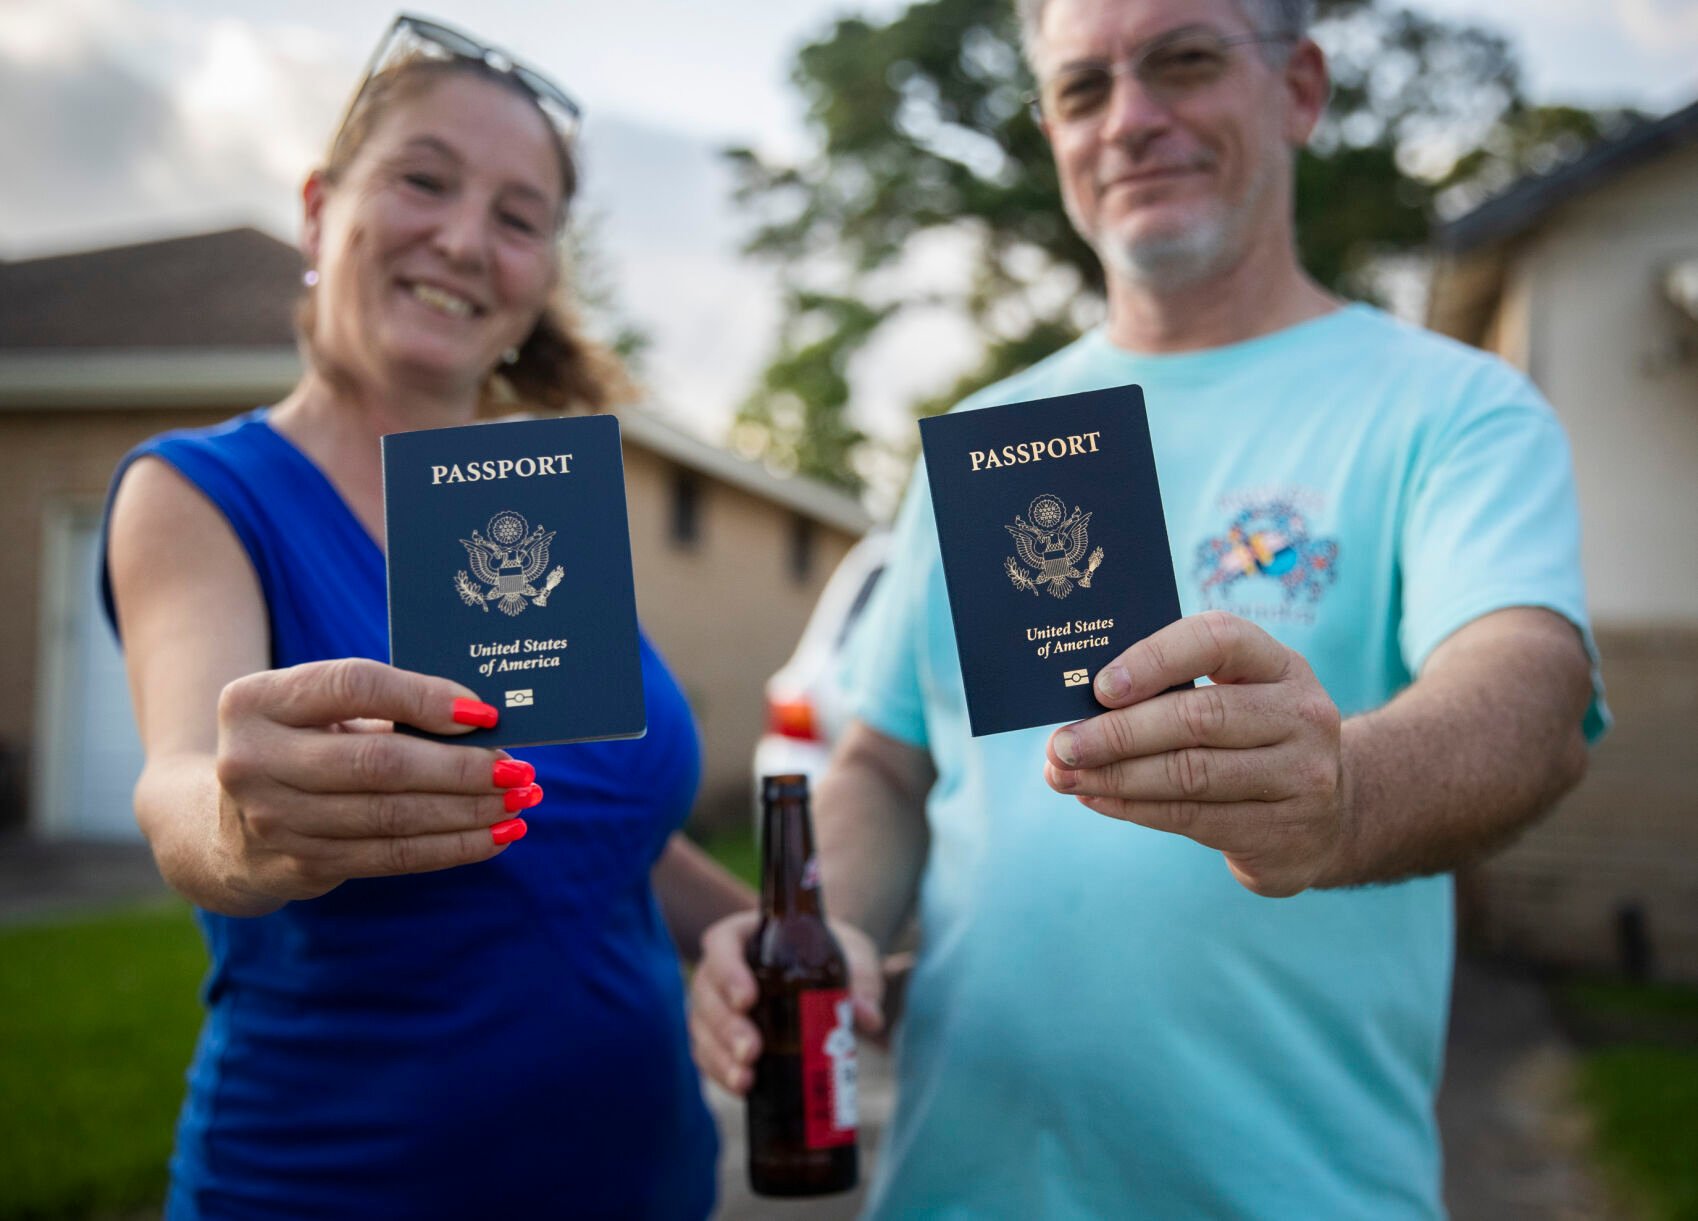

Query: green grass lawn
left=697, top=825, right=759, bottom=890
left=0, top=899, right=205, bottom=1221
left=1577, top=1045, right=1698, bottom=1221
left=1560, top=976, right=1698, bottom=1221
left=0, top=836, right=756, bottom=1221
left=1562, top=976, right=1698, bottom=1025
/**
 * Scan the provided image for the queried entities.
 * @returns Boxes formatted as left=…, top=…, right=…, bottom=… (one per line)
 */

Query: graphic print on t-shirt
left=1193, top=489, right=1339, bottom=625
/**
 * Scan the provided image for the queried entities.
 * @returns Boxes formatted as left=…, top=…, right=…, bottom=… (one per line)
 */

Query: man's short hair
left=1017, top=0, right=1315, bottom=66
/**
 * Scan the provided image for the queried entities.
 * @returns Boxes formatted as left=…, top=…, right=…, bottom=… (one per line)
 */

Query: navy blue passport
left=382, top=414, right=644, bottom=748
left=918, top=384, right=1184, bottom=737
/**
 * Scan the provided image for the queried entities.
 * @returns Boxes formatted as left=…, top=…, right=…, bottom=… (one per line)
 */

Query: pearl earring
left=502, top=347, right=520, bottom=365
left=303, top=269, right=319, bottom=288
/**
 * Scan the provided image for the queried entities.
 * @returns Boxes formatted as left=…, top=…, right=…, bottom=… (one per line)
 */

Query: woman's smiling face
left=303, top=70, right=566, bottom=397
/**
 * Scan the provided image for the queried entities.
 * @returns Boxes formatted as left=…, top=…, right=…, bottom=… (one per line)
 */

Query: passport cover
left=918, top=384, right=1184, bottom=737
left=382, top=413, right=644, bottom=748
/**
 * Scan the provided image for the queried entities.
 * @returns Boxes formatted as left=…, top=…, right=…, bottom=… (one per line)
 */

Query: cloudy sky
left=3, top=0, right=1695, bottom=445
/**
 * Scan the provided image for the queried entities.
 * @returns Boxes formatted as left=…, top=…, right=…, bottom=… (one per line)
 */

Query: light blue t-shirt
left=847, top=305, right=1607, bottom=1220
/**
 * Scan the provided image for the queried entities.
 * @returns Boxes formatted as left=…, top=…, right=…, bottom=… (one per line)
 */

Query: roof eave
left=0, top=346, right=301, bottom=408
left=1435, top=97, right=1698, bottom=256
left=0, top=347, right=874, bottom=536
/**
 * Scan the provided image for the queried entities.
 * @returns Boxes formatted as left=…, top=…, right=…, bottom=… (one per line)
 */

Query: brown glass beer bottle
left=745, top=773, right=859, bottom=1197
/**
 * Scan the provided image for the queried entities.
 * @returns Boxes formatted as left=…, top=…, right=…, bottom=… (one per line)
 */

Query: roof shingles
left=0, top=227, right=301, bottom=350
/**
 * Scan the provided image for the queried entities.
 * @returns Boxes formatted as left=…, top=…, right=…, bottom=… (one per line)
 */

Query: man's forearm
left=1318, top=609, right=1593, bottom=889
left=816, top=723, right=934, bottom=951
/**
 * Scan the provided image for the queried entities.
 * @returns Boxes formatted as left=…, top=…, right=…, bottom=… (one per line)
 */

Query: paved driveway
left=712, top=959, right=1623, bottom=1220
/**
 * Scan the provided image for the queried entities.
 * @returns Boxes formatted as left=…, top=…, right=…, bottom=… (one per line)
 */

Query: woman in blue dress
left=101, top=17, right=751, bottom=1218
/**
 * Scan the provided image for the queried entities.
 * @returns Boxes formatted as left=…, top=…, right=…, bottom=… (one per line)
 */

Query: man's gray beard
left=1089, top=155, right=1278, bottom=291
left=1094, top=215, right=1233, bottom=290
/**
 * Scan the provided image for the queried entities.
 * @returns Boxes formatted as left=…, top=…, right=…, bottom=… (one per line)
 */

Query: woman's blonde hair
left=297, top=53, right=633, bottom=414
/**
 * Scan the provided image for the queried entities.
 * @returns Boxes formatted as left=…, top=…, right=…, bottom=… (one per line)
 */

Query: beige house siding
left=624, top=447, right=857, bottom=826
left=0, top=404, right=234, bottom=825
left=1437, top=140, right=1698, bottom=983
left=1461, top=627, right=1698, bottom=981
left=0, top=398, right=861, bottom=838
left=1517, top=151, right=1698, bottom=623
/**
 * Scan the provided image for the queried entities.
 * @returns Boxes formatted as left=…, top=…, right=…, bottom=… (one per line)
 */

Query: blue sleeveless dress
left=100, top=408, right=719, bottom=1220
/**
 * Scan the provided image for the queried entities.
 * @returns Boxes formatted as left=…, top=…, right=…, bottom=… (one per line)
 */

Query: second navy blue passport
left=918, top=384, right=1184, bottom=737
left=382, top=414, right=644, bottom=748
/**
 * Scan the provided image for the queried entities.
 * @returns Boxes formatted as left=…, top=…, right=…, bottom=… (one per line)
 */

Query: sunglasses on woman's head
left=334, top=13, right=582, bottom=146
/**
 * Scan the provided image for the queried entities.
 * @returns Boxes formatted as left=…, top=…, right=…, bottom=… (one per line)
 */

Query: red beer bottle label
left=799, top=988, right=857, bottom=1149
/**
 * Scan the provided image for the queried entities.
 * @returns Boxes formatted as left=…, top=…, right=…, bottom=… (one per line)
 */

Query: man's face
left=1032, top=0, right=1314, bottom=288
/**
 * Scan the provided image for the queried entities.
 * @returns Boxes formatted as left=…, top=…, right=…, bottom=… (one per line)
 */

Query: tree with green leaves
left=728, top=291, right=888, bottom=484
left=728, top=0, right=1637, bottom=495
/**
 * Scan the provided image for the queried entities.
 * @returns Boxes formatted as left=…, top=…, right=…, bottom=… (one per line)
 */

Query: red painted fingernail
left=491, top=818, right=528, bottom=846
left=452, top=698, right=498, bottom=729
left=492, top=759, right=535, bottom=788
left=503, top=784, right=539, bottom=814
left=523, top=783, right=545, bottom=810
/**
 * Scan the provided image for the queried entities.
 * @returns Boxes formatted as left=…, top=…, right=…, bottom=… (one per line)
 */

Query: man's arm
left=1044, top=607, right=1592, bottom=897
left=816, top=721, right=935, bottom=950
left=1324, top=606, right=1589, bottom=887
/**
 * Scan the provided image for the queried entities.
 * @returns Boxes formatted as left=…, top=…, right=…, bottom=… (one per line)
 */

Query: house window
left=670, top=468, right=701, bottom=548
left=789, top=514, right=815, bottom=583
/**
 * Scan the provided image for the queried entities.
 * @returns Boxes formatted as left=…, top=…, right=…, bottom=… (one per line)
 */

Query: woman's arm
left=651, top=833, right=756, bottom=963
left=109, top=457, right=523, bottom=916
left=111, top=456, right=281, bottom=913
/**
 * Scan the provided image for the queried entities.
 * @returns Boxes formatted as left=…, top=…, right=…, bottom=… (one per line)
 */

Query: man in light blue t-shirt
left=692, top=0, right=1606, bottom=1216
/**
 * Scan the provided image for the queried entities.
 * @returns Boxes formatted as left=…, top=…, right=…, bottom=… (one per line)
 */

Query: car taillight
left=766, top=695, right=820, bottom=742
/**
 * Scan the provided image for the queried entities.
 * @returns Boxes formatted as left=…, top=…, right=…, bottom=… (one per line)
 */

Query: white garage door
left=33, top=503, right=147, bottom=840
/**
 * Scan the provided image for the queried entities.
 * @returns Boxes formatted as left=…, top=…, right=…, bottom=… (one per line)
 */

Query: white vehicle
left=753, top=531, right=891, bottom=805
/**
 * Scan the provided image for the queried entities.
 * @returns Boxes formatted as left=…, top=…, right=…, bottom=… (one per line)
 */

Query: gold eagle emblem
left=454, top=510, right=564, bottom=616
left=1004, top=494, right=1104, bottom=599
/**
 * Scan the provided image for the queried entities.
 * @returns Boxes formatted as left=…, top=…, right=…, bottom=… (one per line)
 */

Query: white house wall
left=1522, top=148, right=1698, bottom=625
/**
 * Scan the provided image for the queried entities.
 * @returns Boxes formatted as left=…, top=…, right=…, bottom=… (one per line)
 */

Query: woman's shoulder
left=103, top=407, right=307, bottom=629
left=107, top=408, right=291, bottom=552
left=109, top=405, right=329, bottom=542
left=124, top=406, right=278, bottom=471
left=103, top=425, right=273, bottom=642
